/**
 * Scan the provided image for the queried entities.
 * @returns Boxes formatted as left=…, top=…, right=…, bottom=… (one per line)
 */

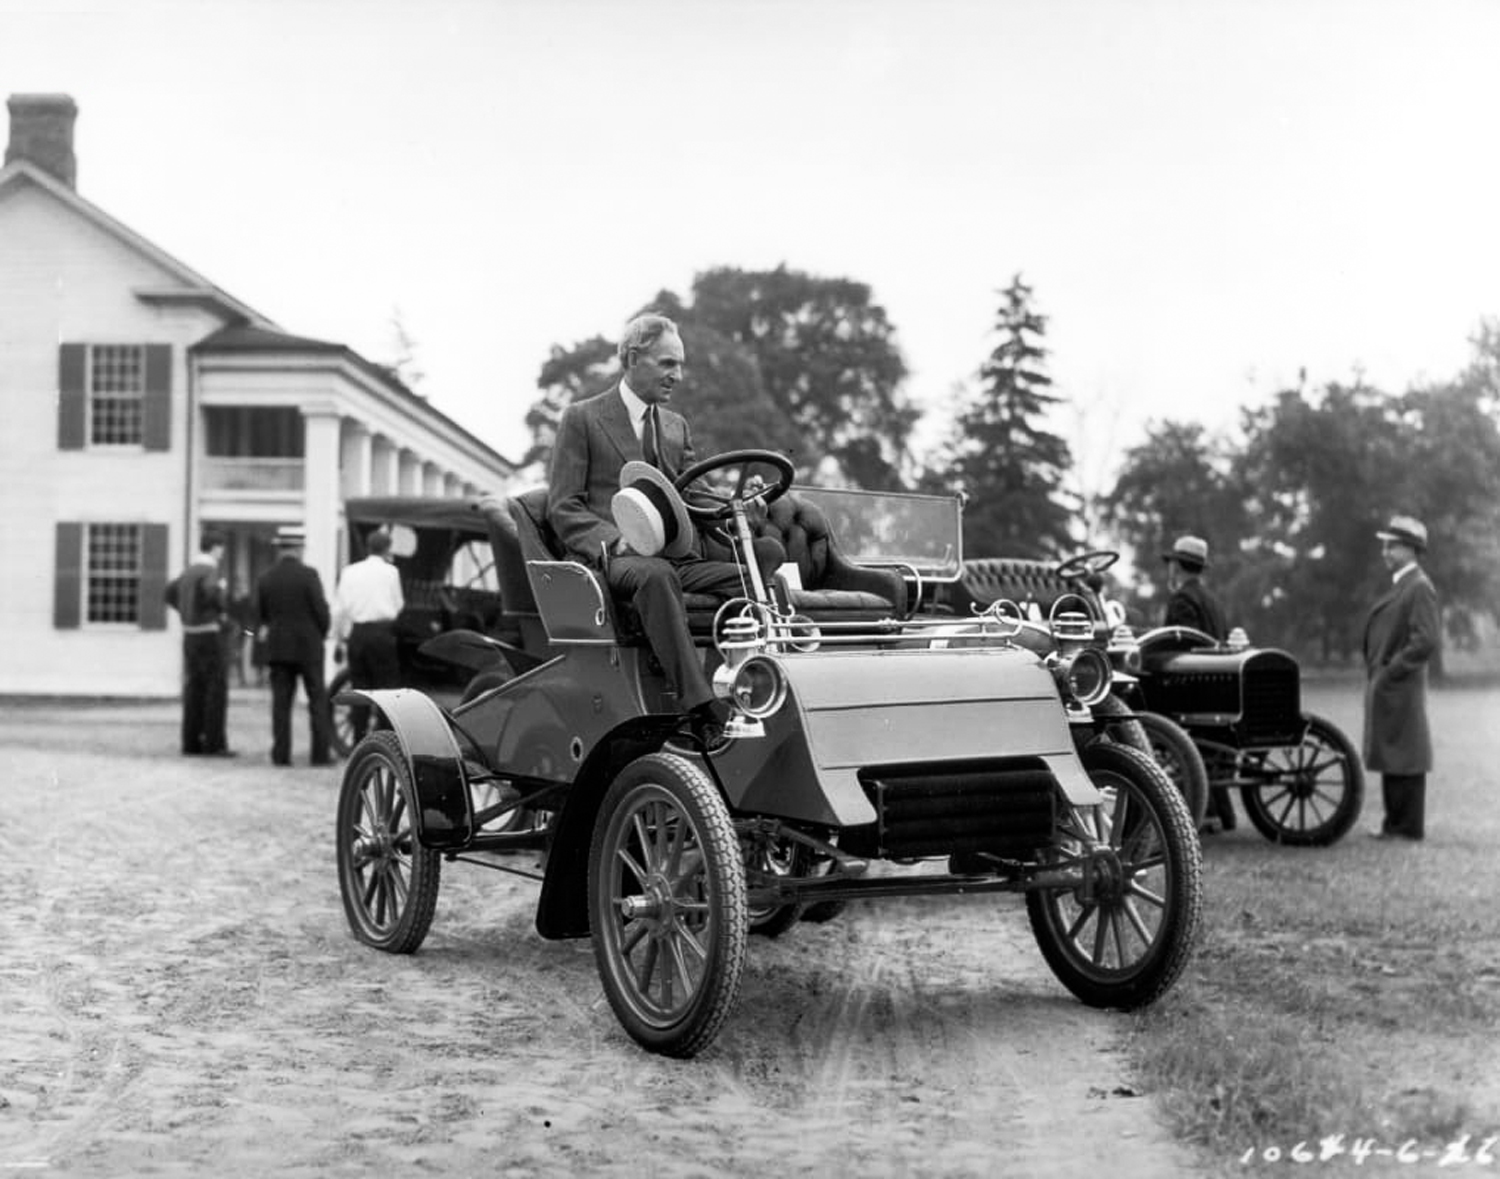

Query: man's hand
left=743, top=473, right=769, bottom=529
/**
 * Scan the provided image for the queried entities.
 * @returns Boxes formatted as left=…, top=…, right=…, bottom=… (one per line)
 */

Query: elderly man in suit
left=255, top=526, right=333, bottom=766
left=1364, top=514, right=1440, bottom=841
left=547, top=312, right=783, bottom=748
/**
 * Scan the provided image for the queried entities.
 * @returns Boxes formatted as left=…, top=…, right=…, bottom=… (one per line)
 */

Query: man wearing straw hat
left=1363, top=514, right=1440, bottom=841
left=1162, top=534, right=1232, bottom=829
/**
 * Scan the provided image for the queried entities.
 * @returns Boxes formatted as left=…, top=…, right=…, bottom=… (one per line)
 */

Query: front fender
left=343, top=688, right=472, bottom=850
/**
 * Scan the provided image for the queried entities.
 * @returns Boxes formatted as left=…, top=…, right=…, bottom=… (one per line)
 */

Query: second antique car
left=939, top=549, right=1364, bottom=847
left=334, top=452, right=1203, bottom=1057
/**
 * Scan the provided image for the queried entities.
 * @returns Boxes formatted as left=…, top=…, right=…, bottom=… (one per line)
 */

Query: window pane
left=90, top=345, right=145, bottom=446
left=86, top=523, right=142, bottom=624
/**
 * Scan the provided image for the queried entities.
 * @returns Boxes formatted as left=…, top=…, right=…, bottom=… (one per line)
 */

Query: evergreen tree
left=937, top=275, right=1074, bottom=558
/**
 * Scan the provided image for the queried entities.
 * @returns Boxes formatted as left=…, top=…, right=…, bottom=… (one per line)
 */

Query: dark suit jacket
left=255, top=555, right=331, bottom=665
left=1163, top=576, right=1228, bottom=641
left=547, top=385, right=695, bottom=565
left=1362, top=564, right=1439, bottom=774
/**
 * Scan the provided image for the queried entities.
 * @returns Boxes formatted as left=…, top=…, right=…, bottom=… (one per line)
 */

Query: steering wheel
left=674, top=449, right=795, bottom=523
left=1054, top=549, right=1119, bottom=580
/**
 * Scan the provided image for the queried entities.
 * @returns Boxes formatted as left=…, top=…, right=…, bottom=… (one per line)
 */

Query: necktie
left=642, top=404, right=662, bottom=470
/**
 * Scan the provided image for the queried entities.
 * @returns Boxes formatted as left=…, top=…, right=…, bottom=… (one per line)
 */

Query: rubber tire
left=1027, top=742, right=1202, bottom=1010
left=327, top=668, right=357, bottom=759
left=1239, top=712, right=1364, bottom=847
left=589, top=752, right=748, bottom=1058
left=1137, top=711, right=1210, bottom=832
left=336, top=731, right=441, bottom=953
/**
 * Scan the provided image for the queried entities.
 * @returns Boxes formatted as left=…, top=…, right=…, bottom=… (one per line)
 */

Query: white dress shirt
left=334, top=556, right=404, bottom=640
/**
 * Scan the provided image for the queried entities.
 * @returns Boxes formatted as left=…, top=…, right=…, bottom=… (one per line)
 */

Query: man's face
left=626, top=329, right=685, bottom=406
left=1381, top=540, right=1415, bottom=572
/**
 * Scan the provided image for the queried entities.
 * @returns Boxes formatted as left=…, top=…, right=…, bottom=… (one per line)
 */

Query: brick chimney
left=6, top=93, right=78, bottom=188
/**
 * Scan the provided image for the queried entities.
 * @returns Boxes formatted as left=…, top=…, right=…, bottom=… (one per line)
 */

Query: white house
left=0, top=93, right=517, bottom=696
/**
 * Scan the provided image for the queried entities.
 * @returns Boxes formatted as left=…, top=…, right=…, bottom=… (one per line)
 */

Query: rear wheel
left=744, top=831, right=807, bottom=938
left=1027, top=743, right=1201, bottom=1009
left=327, top=668, right=357, bottom=759
left=1239, top=712, right=1363, bottom=846
left=589, top=752, right=748, bottom=1057
left=1137, top=711, right=1210, bottom=831
left=336, top=731, right=441, bottom=953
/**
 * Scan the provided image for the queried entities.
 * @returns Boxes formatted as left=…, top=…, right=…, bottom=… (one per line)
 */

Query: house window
left=85, top=523, right=143, bottom=624
left=89, top=345, right=146, bottom=445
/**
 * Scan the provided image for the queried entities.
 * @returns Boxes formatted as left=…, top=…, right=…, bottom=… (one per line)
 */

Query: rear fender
left=343, top=688, right=472, bottom=850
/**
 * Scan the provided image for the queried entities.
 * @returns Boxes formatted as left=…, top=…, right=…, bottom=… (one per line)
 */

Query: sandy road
left=0, top=691, right=1203, bottom=1178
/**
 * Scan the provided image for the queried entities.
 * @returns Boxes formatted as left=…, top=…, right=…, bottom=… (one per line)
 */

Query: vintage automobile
left=334, top=452, right=1203, bottom=1057
left=940, top=550, right=1364, bottom=847
left=327, top=497, right=517, bottom=757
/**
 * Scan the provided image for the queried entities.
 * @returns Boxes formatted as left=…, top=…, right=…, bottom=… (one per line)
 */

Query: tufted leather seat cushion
left=952, top=558, right=1073, bottom=616
left=751, top=494, right=907, bottom=619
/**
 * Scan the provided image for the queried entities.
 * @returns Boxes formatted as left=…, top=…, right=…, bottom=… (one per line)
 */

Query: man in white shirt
left=333, top=528, right=405, bottom=742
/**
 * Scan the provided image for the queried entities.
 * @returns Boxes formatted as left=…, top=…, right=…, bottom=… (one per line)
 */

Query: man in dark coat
left=1161, top=535, right=1228, bottom=641
left=547, top=312, right=782, bottom=748
left=255, top=526, right=333, bottom=766
left=1162, top=535, right=1234, bottom=830
left=164, top=529, right=234, bottom=756
left=1363, top=514, right=1440, bottom=840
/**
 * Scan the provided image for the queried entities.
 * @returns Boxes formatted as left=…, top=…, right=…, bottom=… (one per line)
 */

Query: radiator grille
left=846, top=759, right=1058, bottom=859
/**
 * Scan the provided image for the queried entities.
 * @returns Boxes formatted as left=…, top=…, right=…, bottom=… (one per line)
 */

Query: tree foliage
left=523, top=266, right=914, bottom=487
left=929, top=275, right=1074, bottom=559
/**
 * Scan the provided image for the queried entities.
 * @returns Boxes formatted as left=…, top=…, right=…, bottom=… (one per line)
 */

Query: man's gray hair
left=617, top=313, right=679, bottom=366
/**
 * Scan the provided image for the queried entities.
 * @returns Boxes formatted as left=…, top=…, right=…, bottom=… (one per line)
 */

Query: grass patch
left=1128, top=683, right=1500, bottom=1175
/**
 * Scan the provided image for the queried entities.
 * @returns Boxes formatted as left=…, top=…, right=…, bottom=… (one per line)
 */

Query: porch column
left=340, top=421, right=372, bottom=500
left=398, top=449, right=422, bottom=495
left=301, top=407, right=343, bottom=588
left=371, top=436, right=400, bottom=494
left=422, top=461, right=443, bottom=497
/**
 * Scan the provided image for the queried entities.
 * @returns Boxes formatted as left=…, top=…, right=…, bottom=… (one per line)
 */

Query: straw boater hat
left=272, top=525, right=307, bottom=549
left=1375, top=514, right=1428, bottom=552
left=1162, top=534, right=1210, bottom=571
left=611, top=461, right=695, bottom=559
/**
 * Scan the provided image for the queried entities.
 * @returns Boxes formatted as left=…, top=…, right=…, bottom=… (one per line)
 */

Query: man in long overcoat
left=255, top=526, right=333, bottom=766
left=1362, top=514, right=1440, bottom=840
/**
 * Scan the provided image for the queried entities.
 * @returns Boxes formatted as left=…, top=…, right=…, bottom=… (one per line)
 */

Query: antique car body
left=335, top=457, right=1202, bottom=1057
left=328, top=497, right=514, bottom=756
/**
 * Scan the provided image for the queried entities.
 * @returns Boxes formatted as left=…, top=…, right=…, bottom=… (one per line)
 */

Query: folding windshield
left=794, top=486, right=963, bottom=581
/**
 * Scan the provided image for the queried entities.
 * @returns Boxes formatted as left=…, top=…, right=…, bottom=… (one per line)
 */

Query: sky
left=5, top=0, right=1499, bottom=485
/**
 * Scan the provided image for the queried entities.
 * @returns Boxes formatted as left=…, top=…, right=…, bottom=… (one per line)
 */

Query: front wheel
left=1027, top=743, right=1202, bottom=1009
left=589, top=752, right=748, bottom=1057
left=1137, top=711, right=1210, bottom=831
left=1239, top=712, right=1363, bottom=846
left=336, top=731, right=441, bottom=953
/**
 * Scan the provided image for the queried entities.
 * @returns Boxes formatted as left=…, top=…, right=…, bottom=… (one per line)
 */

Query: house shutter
left=57, top=344, right=87, bottom=450
left=54, top=521, right=83, bottom=629
left=139, top=523, right=169, bottom=629
left=143, top=344, right=172, bottom=451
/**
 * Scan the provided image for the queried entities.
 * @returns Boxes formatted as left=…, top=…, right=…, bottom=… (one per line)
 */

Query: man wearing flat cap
left=1162, top=534, right=1232, bottom=828
left=1363, top=515, right=1440, bottom=840
left=546, top=313, right=783, bottom=749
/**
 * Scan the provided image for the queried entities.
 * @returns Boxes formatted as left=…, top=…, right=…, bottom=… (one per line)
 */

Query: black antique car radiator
left=843, top=757, right=1058, bottom=860
left=1142, top=648, right=1303, bottom=747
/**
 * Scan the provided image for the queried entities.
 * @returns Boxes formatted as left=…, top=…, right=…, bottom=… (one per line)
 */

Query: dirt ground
left=1, top=688, right=1205, bottom=1178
